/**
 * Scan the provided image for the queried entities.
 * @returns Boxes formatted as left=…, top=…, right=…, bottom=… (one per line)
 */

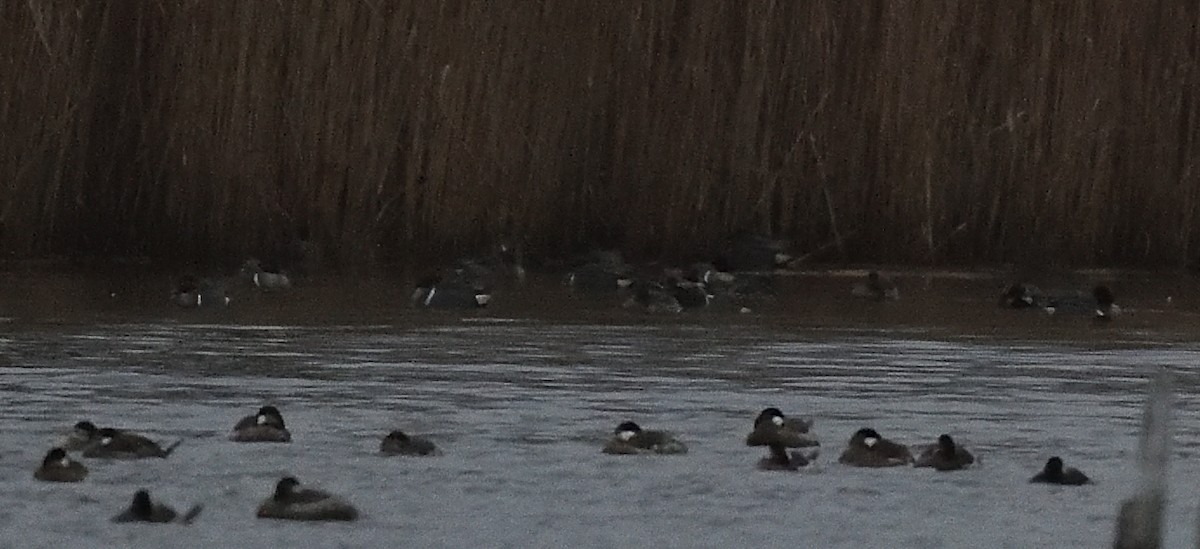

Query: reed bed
left=1, top=1, right=1198, bottom=268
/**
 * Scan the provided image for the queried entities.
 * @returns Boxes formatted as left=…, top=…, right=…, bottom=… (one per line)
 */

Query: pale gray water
left=1, top=321, right=1199, bottom=548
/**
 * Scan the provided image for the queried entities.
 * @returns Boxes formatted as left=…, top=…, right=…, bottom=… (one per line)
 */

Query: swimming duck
left=745, top=408, right=818, bottom=448
left=241, top=259, right=292, bottom=290
left=718, top=234, right=792, bottom=272
left=601, top=421, right=688, bottom=455
left=82, top=427, right=182, bottom=459
left=170, top=276, right=230, bottom=308
left=1041, top=285, right=1119, bottom=319
left=1000, top=283, right=1045, bottom=309
left=566, top=261, right=634, bottom=295
left=851, top=271, right=900, bottom=301
left=622, top=280, right=683, bottom=314
left=60, top=421, right=101, bottom=451
left=411, top=275, right=491, bottom=309
left=837, top=428, right=913, bottom=467
left=33, top=448, right=88, bottom=482
left=1092, top=285, right=1120, bottom=320
left=111, top=489, right=203, bottom=524
left=379, top=430, right=441, bottom=456
left=256, top=477, right=358, bottom=521
left=230, top=406, right=292, bottom=443
left=757, top=443, right=820, bottom=472
left=1029, top=456, right=1091, bottom=485
left=913, top=434, right=975, bottom=471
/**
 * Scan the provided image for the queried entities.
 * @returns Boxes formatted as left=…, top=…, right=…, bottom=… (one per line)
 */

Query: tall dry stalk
left=0, top=1, right=1197, bottom=267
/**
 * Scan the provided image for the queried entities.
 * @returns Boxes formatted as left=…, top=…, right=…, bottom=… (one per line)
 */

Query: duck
left=757, top=443, right=820, bottom=472
left=601, top=421, right=688, bottom=455
left=82, top=427, right=182, bottom=459
left=621, top=280, right=683, bottom=314
left=746, top=408, right=819, bottom=472
left=230, top=406, right=292, bottom=443
left=111, top=489, right=203, bottom=524
left=717, top=234, right=792, bottom=272
left=33, top=448, right=88, bottom=482
left=1029, top=456, right=1091, bottom=485
left=851, top=271, right=900, bottom=301
left=411, top=275, right=491, bottom=309
left=1092, top=285, right=1120, bottom=320
left=837, top=428, right=913, bottom=467
left=60, top=421, right=101, bottom=451
left=565, top=261, right=634, bottom=295
left=913, top=434, right=975, bottom=471
left=1041, top=285, right=1119, bottom=319
left=1000, top=282, right=1045, bottom=309
left=241, top=259, right=292, bottom=290
left=170, top=276, right=230, bottom=308
left=745, top=407, right=818, bottom=448
left=379, top=430, right=441, bottom=456
left=256, top=477, right=358, bottom=521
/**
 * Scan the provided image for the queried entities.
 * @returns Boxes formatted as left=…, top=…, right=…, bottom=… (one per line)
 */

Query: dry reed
left=1, top=1, right=1198, bottom=268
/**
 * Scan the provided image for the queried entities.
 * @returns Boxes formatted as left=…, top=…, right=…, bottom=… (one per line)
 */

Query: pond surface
left=1, top=319, right=1199, bottom=548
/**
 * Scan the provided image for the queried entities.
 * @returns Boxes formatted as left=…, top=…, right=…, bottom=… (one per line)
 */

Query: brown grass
left=1, top=1, right=1198, bottom=268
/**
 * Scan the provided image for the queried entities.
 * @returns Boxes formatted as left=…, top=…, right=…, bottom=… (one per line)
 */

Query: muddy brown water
left=2, top=268, right=1199, bottom=547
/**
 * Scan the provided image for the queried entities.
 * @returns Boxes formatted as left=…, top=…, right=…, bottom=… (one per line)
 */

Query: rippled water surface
left=2, top=320, right=1200, bottom=548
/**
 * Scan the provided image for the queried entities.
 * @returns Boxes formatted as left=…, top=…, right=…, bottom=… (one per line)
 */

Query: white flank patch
left=59, top=458, right=69, bottom=467
left=616, top=278, right=633, bottom=288
left=617, top=430, right=635, bottom=442
left=475, top=294, right=491, bottom=306
left=257, top=415, right=268, bottom=425
left=864, top=437, right=878, bottom=448
left=196, top=294, right=203, bottom=307
left=253, top=273, right=262, bottom=287
left=101, top=437, right=112, bottom=446
left=423, top=287, right=437, bottom=307
left=771, top=416, right=784, bottom=427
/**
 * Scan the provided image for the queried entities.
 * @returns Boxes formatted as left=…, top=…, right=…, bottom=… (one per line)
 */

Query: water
left=2, top=320, right=1199, bottom=548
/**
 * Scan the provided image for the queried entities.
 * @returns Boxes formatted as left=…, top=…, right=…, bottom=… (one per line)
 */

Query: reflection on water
left=1, top=321, right=1199, bottom=548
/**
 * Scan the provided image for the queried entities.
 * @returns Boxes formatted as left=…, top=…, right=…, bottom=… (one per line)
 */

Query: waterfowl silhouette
left=82, top=428, right=182, bottom=459
left=33, top=448, right=87, bottom=482
left=111, top=490, right=203, bottom=524
left=913, top=434, right=975, bottom=471
left=837, top=428, right=913, bottom=467
left=230, top=406, right=292, bottom=443
left=566, top=260, right=634, bottom=295
left=1029, top=456, right=1091, bottom=485
left=380, top=430, right=441, bottom=456
left=622, top=280, right=683, bottom=314
left=1092, top=285, right=1120, bottom=320
left=745, top=407, right=818, bottom=448
left=1000, top=283, right=1045, bottom=309
left=170, top=276, right=230, bottom=308
left=256, top=477, right=358, bottom=521
left=757, top=443, right=819, bottom=472
left=61, top=421, right=101, bottom=451
left=241, top=259, right=292, bottom=290
left=851, top=271, right=900, bottom=301
left=601, top=421, right=688, bottom=455
left=719, top=234, right=792, bottom=272
left=411, top=275, right=491, bottom=309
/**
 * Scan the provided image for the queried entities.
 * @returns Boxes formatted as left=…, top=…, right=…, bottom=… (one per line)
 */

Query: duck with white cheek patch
left=230, top=405, right=292, bottom=443
left=33, top=448, right=88, bottom=482
left=746, top=408, right=819, bottom=471
left=602, top=421, right=688, bottom=455
left=837, top=427, right=912, bottom=467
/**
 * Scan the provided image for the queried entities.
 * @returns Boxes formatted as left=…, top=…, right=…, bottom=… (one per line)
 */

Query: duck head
left=273, top=477, right=301, bottom=501
left=614, top=421, right=642, bottom=442
left=42, top=447, right=69, bottom=467
left=753, top=407, right=787, bottom=428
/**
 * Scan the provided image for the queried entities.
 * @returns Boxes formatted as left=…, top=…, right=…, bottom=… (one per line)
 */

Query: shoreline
left=1, top=265, right=1197, bottom=345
